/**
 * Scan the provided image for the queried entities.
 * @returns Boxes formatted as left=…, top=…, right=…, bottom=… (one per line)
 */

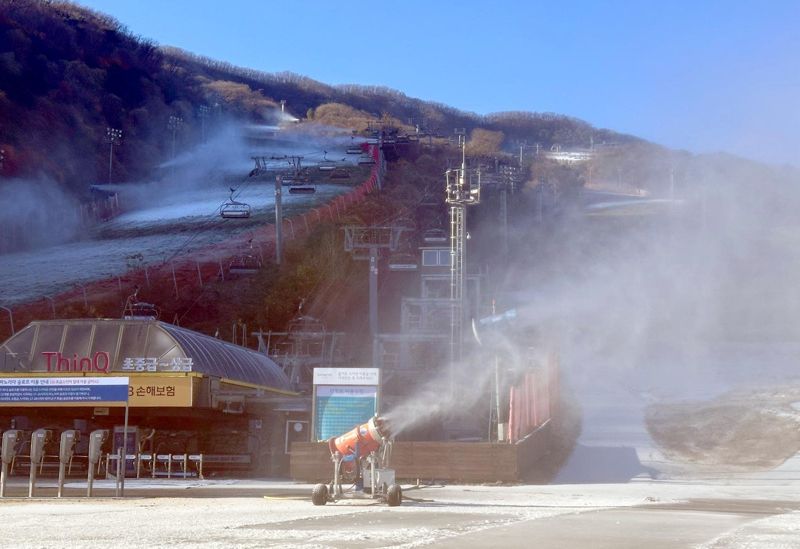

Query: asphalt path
left=1, top=478, right=799, bottom=547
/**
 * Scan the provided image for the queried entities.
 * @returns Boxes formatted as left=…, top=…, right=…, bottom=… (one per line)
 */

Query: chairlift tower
left=343, top=225, right=406, bottom=367
left=445, top=136, right=480, bottom=391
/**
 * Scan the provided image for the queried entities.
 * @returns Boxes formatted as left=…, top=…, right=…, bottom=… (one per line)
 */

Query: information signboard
left=313, top=368, right=380, bottom=386
left=312, top=368, right=380, bottom=441
left=0, top=377, right=130, bottom=406
left=127, top=376, right=193, bottom=407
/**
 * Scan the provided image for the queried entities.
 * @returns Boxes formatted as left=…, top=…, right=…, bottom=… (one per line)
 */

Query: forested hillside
left=0, top=0, right=633, bottom=197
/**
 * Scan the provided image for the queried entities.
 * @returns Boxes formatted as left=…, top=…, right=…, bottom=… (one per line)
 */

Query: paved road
left=1, top=479, right=798, bottom=547
left=433, top=500, right=800, bottom=549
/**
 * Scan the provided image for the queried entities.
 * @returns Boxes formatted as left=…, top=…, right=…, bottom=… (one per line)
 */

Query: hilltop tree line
left=0, top=0, right=634, bottom=198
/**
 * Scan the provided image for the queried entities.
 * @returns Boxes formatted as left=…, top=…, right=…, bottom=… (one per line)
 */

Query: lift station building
left=0, top=318, right=307, bottom=477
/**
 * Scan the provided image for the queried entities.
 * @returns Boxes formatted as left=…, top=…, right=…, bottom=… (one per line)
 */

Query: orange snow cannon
left=328, top=416, right=390, bottom=460
left=313, top=416, right=401, bottom=506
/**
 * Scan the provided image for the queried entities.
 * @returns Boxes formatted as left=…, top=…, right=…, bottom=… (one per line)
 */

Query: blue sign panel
left=314, top=385, right=377, bottom=441
left=0, top=377, right=130, bottom=405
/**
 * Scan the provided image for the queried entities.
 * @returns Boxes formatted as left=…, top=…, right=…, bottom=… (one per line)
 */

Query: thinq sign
left=0, top=377, right=130, bottom=406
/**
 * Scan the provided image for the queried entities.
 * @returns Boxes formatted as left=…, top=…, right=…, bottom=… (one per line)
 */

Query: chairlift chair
left=287, top=315, right=326, bottom=335
left=347, top=138, right=365, bottom=154
left=122, top=289, right=159, bottom=320
left=221, top=202, right=251, bottom=219
left=387, top=253, right=419, bottom=272
left=319, top=151, right=337, bottom=172
left=221, top=188, right=252, bottom=219
left=283, top=168, right=310, bottom=185
left=228, top=254, right=262, bottom=275
left=422, top=228, right=448, bottom=244
left=330, top=167, right=351, bottom=179
left=358, top=155, right=376, bottom=165
left=288, top=183, right=316, bottom=194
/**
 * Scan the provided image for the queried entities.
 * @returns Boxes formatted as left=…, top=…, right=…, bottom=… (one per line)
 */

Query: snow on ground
left=698, top=511, right=800, bottom=549
left=1, top=480, right=799, bottom=548
left=0, top=182, right=351, bottom=305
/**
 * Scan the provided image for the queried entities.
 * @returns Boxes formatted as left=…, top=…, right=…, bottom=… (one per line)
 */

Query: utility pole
left=168, top=116, right=183, bottom=159
left=198, top=106, right=209, bottom=143
left=106, top=127, right=122, bottom=183
left=498, top=165, right=518, bottom=260
left=446, top=135, right=480, bottom=394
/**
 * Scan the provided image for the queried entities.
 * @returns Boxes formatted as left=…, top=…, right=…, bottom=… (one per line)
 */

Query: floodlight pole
left=106, top=128, right=122, bottom=183
left=168, top=116, right=183, bottom=160
left=446, top=135, right=480, bottom=394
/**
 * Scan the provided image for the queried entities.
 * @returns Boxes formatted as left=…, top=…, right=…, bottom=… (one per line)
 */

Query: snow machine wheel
left=312, top=483, right=328, bottom=506
left=387, top=484, right=402, bottom=507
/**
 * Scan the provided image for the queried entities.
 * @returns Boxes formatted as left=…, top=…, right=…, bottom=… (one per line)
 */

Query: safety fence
left=507, top=351, right=559, bottom=443
left=0, top=147, right=384, bottom=342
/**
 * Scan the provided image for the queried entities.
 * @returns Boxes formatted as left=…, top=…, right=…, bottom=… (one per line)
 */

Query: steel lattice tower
left=445, top=136, right=480, bottom=391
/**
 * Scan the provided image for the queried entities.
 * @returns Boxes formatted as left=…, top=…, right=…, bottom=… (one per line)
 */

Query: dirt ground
left=645, top=385, right=800, bottom=470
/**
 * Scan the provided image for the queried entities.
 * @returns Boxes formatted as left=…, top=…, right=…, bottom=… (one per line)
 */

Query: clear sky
left=75, top=0, right=800, bottom=166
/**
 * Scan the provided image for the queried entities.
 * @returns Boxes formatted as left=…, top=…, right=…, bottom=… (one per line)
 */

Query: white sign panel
left=313, top=368, right=380, bottom=386
left=0, top=377, right=130, bottom=405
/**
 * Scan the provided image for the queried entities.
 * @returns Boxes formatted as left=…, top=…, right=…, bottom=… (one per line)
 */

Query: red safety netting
left=507, top=351, right=559, bottom=443
left=0, top=148, right=384, bottom=341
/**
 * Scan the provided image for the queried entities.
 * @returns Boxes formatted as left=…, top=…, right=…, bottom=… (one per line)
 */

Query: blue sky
left=76, top=0, right=800, bottom=165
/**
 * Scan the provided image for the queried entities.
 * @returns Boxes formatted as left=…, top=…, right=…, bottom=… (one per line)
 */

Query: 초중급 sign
left=0, top=377, right=130, bottom=406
